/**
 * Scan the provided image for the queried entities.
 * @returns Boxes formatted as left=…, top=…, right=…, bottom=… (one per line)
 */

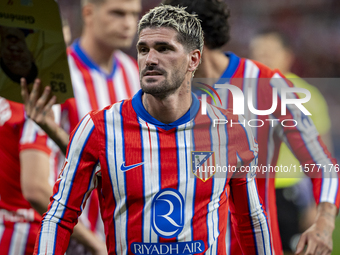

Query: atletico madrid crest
left=191, top=151, right=216, bottom=182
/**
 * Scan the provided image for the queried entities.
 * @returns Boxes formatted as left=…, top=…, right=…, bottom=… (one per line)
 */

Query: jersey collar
left=220, top=52, right=240, bottom=78
left=131, top=89, right=200, bottom=130
left=71, top=39, right=118, bottom=78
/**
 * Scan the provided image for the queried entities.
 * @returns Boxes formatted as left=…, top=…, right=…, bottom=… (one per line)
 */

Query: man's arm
left=20, top=148, right=107, bottom=255
left=269, top=72, right=339, bottom=255
left=21, top=78, right=69, bottom=154
left=19, top=119, right=107, bottom=255
left=20, top=149, right=53, bottom=215
left=72, top=223, right=107, bottom=255
left=228, top=115, right=273, bottom=254
left=20, top=79, right=106, bottom=253
left=229, top=176, right=273, bottom=255
left=29, top=113, right=105, bottom=255
left=34, top=114, right=102, bottom=255
left=295, top=202, right=336, bottom=255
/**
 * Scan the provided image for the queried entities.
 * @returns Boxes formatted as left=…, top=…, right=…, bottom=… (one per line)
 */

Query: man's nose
left=145, top=48, right=158, bottom=66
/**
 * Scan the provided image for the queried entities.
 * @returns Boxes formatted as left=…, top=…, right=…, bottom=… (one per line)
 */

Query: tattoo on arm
left=320, top=212, right=336, bottom=220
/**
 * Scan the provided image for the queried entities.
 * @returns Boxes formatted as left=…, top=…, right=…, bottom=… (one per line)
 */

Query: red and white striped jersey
left=64, top=40, right=141, bottom=239
left=35, top=90, right=273, bottom=255
left=197, top=52, right=339, bottom=255
left=0, top=98, right=58, bottom=255
left=67, top=40, right=140, bottom=122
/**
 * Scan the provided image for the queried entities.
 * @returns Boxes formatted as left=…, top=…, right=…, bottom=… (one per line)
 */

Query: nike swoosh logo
left=120, top=161, right=145, bottom=172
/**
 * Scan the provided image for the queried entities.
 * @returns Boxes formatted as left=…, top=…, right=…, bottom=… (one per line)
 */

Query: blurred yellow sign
left=0, top=0, right=73, bottom=103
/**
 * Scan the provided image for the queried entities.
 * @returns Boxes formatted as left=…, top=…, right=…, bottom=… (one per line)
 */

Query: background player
left=68, top=0, right=141, bottom=123
left=249, top=28, right=333, bottom=255
left=0, top=98, right=51, bottom=255
left=32, top=5, right=273, bottom=255
left=61, top=0, right=142, bottom=243
left=20, top=0, right=142, bottom=244
left=162, top=1, right=339, bottom=255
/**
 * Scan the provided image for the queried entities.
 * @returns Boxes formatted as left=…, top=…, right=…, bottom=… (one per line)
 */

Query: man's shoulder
left=114, top=50, right=137, bottom=64
left=114, top=50, right=138, bottom=72
left=89, top=98, right=133, bottom=122
left=66, top=44, right=76, bottom=58
left=215, top=105, right=236, bottom=119
left=236, top=56, right=278, bottom=78
left=202, top=103, right=238, bottom=121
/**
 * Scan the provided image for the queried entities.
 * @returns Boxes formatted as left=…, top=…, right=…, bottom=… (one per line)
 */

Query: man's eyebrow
left=137, top=41, right=173, bottom=47
left=154, top=42, right=172, bottom=46
left=137, top=42, right=147, bottom=47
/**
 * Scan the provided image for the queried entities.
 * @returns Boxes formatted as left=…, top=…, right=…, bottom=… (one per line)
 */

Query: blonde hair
left=138, top=5, right=204, bottom=54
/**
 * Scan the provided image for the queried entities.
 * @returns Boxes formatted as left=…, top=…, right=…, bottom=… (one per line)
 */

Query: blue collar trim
left=71, top=39, right=117, bottom=78
left=220, top=52, right=240, bottom=78
left=131, top=90, right=200, bottom=130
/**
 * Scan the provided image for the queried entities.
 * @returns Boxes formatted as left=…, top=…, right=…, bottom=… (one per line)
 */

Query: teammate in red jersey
left=0, top=97, right=106, bottom=255
left=0, top=98, right=53, bottom=255
left=67, top=0, right=141, bottom=124
left=163, top=1, right=339, bottom=255
left=30, top=5, right=273, bottom=255
left=67, top=0, right=141, bottom=122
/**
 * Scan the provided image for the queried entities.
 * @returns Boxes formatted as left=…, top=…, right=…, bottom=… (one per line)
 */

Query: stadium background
left=57, top=0, right=340, bottom=253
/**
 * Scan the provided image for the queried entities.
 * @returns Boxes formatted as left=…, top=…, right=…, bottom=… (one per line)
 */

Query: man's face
left=0, top=27, right=33, bottom=77
left=249, top=34, right=293, bottom=73
left=89, top=0, right=141, bottom=50
left=137, top=27, right=190, bottom=98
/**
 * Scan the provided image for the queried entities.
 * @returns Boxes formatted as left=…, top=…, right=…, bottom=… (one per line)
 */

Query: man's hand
left=295, top=202, right=337, bottom=255
left=20, top=78, right=69, bottom=154
left=20, top=78, right=56, bottom=128
left=73, top=223, right=108, bottom=255
left=92, top=238, right=108, bottom=255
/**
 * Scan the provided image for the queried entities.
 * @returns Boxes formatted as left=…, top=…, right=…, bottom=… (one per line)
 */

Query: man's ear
left=82, top=3, right=95, bottom=25
left=187, top=49, right=201, bottom=73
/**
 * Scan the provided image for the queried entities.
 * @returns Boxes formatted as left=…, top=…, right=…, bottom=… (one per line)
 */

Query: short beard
left=140, top=68, right=186, bottom=99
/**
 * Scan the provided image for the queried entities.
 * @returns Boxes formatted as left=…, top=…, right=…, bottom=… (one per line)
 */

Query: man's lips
left=144, top=71, right=163, bottom=76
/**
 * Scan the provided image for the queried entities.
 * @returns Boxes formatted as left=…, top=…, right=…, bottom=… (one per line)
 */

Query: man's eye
left=110, top=10, right=125, bottom=17
left=139, top=47, right=148, bottom=53
left=159, top=47, right=168, bottom=52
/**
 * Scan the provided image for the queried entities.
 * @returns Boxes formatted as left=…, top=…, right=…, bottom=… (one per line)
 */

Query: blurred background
left=59, top=0, right=340, bottom=161
left=59, top=0, right=340, bottom=77
left=58, top=1, right=340, bottom=252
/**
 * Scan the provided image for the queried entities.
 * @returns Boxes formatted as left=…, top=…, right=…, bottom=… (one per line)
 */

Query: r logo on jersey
left=151, top=189, right=184, bottom=239
left=191, top=151, right=216, bottom=182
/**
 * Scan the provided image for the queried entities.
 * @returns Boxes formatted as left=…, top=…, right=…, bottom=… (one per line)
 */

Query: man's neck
left=79, top=33, right=116, bottom=74
left=142, top=78, right=192, bottom=124
left=194, top=48, right=229, bottom=79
